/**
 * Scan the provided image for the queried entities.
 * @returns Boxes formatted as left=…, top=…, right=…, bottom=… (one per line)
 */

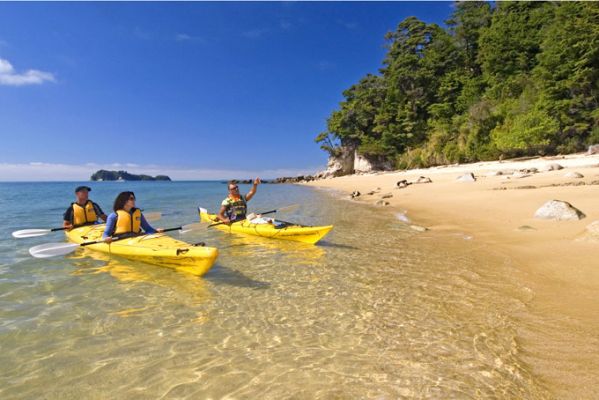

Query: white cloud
left=337, top=20, right=358, bottom=30
left=0, top=162, right=322, bottom=181
left=0, top=58, right=55, bottom=86
left=176, top=33, right=191, bottom=41
left=317, top=60, right=335, bottom=71
left=175, top=33, right=206, bottom=43
left=242, top=28, right=269, bottom=39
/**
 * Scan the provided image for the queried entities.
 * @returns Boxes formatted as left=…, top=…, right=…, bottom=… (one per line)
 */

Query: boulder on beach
left=534, top=200, right=586, bottom=221
left=350, top=190, right=361, bottom=199
left=415, top=176, right=432, bottom=184
left=456, top=173, right=476, bottom=182
left=564, top=172, right=584, bottom=179
left=512, top=171, right=531, bottom=179
left=380, top=193, right=393, bottom=199
left=541, top=163, right=564, bottom=172
left=396, top=180, right=410, bottom=188
left=375, top=200, right=390, bottom=206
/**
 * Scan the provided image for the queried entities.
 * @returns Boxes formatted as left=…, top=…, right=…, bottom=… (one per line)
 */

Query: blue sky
left=0, top=2, right=452, bottom=180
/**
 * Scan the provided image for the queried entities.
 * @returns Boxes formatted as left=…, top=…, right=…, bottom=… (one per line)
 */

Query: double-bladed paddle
left=12, top=212, right=162, bottom=238
left=206, top=204, right=299, bottom=228
left=28, top=222, right=201, bottom=259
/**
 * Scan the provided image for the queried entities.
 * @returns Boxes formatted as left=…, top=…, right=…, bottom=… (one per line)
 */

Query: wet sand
left=304, top=153, right=599, bottom=398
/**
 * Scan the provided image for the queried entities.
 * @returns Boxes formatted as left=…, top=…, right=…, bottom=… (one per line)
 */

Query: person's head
left=113, top=191, right=136, bottom=212
left=75, top=186, right=91, bottom=203
left=228, top=180, right=240, bottom=196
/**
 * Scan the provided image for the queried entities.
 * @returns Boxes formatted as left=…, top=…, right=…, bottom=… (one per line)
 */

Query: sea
left=0, top=181, right=596, bottom=399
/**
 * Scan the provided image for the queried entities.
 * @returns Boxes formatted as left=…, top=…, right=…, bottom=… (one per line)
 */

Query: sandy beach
left=305, top=153, right=599, bottom=311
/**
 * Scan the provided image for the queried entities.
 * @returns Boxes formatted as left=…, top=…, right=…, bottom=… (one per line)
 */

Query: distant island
left=90, top=170, right=171, bottom=181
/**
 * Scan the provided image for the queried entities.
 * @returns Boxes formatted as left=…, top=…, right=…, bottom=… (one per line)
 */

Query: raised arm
left=245, top=177, right=261, bottom=202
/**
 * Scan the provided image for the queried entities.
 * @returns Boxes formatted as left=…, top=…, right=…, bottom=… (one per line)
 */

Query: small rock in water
left=457, top=173, right=476, bottom=182
left=564, top=171, right=584, bottom=179
left=410, top=224, right=428, bottom=232
left=350, top=190, right=361, bottom=199
left=380, top=193, right=393, bottom=199
left=534, top=200, right=586, bottom=221
left=395, top=213, right=410, bottom=223
left=517, top=225, right=537, bottom=231
left=375, top=200, right=390, bottom=206
left=486, top=171, right=503, bottom=177
left=586, top=221, right=599, bottom=235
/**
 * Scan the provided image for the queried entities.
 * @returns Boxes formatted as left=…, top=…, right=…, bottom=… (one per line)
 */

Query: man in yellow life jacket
left=217, top=178, right=260, bottom=225
left=62, top=186, right=107, bottom=230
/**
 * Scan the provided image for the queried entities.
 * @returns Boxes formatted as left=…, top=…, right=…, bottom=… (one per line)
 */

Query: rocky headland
left=91, top=170, right=171, bottom=181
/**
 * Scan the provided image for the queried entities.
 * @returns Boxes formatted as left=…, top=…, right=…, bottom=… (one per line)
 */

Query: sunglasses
left=229, top=186, right=239, bottom=191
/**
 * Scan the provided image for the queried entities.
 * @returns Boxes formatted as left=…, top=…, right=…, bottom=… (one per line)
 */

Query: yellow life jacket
left=222, top=195, right=247, bottom=221
left=114, top=208, right=142, bottom=235
left=72, top=201, right=98, bottom=227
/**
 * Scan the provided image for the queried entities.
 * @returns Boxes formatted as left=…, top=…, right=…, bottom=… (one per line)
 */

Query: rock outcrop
left=353, top=152, right=394, bottom=173
left=587, top=144, right=599, bottom=155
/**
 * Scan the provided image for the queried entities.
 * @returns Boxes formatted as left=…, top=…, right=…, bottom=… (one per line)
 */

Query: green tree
left=534, top=2, right=599, bottom=150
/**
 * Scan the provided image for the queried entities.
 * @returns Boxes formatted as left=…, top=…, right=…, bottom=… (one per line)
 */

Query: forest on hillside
left=316, top=2, right=599, bottom=169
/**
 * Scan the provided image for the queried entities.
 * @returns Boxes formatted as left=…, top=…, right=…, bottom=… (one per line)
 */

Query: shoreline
left=304, top=152, right=599, bottom=397
left=304, top=153, right=599, bottom=314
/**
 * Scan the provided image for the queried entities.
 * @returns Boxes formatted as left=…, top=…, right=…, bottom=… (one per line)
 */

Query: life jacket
left=113, top=208, right=142, bottom=236
left=72, top=201, right=98, bottom=227
left=223, top=195, right=247, bottom=221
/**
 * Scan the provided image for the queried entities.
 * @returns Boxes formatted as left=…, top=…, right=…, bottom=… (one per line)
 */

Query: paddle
left=207, top=204, right=299, bottom=228
left=12, top=212, right=162, bottom=239
left=28, top=223, right=200, bottom=259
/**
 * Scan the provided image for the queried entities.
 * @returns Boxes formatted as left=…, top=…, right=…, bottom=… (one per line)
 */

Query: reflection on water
left=0, top=182, right=596, bottom=398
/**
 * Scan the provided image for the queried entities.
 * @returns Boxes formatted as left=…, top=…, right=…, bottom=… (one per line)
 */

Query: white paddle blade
left=29, top=242, right=80, bottom=258
left=12, top=229, right=52, bottom=238
left=246, top=213, right=257, bottom=221
left=178, top=229, right=192, bottom=235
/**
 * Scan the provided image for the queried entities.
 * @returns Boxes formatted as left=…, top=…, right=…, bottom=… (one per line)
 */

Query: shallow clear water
left=0, top=181, right=595, bottom=398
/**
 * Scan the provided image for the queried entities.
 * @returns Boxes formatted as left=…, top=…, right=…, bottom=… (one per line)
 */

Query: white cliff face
left=353, top=151, right=393, bottom=173
left=354, top=152, right=374, bottom=173
left=316, top=147, right=394, bottom=178
left=318, top=146, right=355, bottom=177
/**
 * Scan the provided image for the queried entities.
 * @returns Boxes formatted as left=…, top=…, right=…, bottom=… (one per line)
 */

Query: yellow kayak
left=199, top=208, right=333, bottom=245
left=65, top=224, right=218, bottom=276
